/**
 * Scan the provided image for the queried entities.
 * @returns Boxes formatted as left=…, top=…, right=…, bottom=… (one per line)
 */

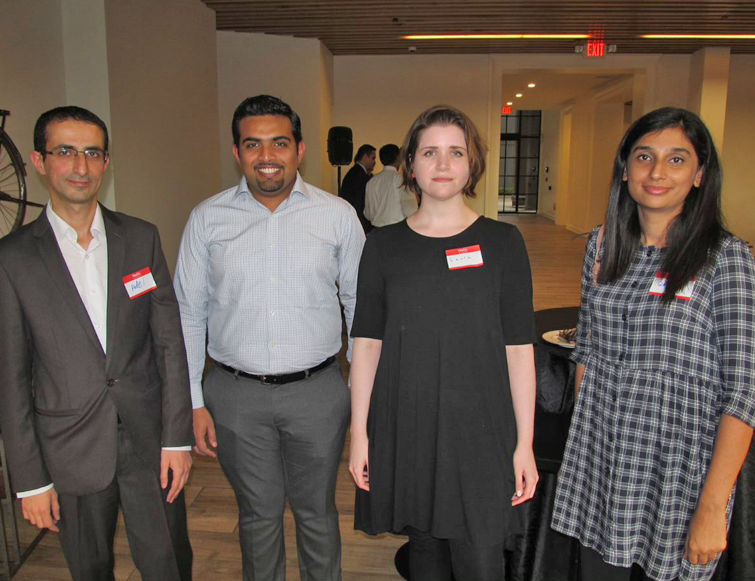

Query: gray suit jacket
left=0, top=206, right=193, bottom=496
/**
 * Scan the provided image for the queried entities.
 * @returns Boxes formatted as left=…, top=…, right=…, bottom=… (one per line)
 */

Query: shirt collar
left=235, top=172, right=311, bottom=204
left=47, top=203, right=106, bottom=244
left=382, top=165, right=399, bottom=173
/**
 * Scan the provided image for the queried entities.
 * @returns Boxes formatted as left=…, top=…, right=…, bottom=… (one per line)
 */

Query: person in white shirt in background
left=364, top=143, right=419, bottom=228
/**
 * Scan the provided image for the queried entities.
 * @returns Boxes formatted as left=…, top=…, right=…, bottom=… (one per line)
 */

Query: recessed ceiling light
left=506, top=101, right=513, bottom=105
left=528, top=83, right=536, bottom=88
left=515, top=93, right=523, bottom=98
left=403, top=34, right=589, bottom=40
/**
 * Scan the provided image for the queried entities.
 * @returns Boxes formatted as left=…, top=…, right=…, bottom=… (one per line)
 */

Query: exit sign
left=501, top=106, right=512, bottom=115
left=586, top=39, right=605, bottom=58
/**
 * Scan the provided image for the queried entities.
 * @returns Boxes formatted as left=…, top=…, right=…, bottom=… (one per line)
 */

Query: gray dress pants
left=57, top=424, right=192, bottom=581
left=205, top=361, right=350, bottom=581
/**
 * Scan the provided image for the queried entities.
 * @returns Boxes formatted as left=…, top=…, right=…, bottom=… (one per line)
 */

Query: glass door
left=499, top=111, right=541, bottom=214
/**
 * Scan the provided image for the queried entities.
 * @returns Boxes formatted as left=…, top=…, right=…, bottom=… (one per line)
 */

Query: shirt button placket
left=267, top=213, right=279, bottom=368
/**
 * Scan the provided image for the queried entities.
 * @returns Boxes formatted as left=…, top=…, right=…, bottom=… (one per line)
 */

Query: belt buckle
left=259, top=375, right=273, bottom=385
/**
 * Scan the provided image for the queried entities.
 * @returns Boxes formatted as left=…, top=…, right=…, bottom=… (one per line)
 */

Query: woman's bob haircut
left=600, top=106, right=726, bottom=302
left=399, top=105, right=487, bottom=199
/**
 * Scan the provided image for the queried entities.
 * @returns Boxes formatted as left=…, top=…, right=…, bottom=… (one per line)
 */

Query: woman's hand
left=511, top=444, right=539, bottom=506
left=683, top=414, right=754, bottom=565
left=684, top=503, right=727, bottom=565
left=349, top=432, right=370, bottom=491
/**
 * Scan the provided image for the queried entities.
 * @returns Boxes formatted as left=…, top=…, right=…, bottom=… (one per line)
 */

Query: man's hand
left=21, top=488, right=60, bottom=532
left=161, top=450, right=192, bottom=503
left=193, top=406, right=218, bottom=457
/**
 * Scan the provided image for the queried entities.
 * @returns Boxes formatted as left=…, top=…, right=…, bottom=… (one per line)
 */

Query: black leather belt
left=216, top=356, right=336, bottom=385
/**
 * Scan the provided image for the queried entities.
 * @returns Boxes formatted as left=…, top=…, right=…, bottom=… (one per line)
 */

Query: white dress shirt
left=174, top=174, right=366, bottom=409
left=18, top=204, right=188, bottom=499
left=364, top=166, right=418, bottom=227
left=47, top=204, right=109, bottom=350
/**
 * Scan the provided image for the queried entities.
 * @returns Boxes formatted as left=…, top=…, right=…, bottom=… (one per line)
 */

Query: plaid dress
left=552, top=228, right=755, bottom=581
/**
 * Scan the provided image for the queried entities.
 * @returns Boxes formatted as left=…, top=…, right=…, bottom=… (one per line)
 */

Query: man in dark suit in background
left=340, top=143, right=376, bottom=233
left=0, top=106, right=193, bottom=581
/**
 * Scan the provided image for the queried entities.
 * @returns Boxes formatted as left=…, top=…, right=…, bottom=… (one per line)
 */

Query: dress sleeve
left=571, top=228, right=599, bottom=366
left=499, top=226, right=536, bottom=345
left=712, top=238, right=755, bottom=427
left=351, top=233, right=385, bottom=339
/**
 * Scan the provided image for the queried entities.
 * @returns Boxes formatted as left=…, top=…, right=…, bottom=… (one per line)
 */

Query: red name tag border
left=122, top=267, right=157, bottom=300
left=446, top=244, right=484, bottom=271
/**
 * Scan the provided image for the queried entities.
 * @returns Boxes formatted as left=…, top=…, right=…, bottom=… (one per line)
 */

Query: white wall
left=105, top=0, right=221, bottom=269
left=216, top=31, right=333, bottom=192
left=319, top=44, right=335, bottom=194
left=646, top=55, right=691, bottom=110
left=538, top=109, right=560, bottom=220
left=335, top=54, right=492, bottom=215
left=722, top=55, right=755, bottom=245
left=0, top=0, right=66, bottom=220
left=333, top=52, right=741, bottom=224
left=0, top=0, right=221, bottom=269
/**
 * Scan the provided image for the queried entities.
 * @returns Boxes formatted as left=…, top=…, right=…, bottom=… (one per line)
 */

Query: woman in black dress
left=348, top=105, right=539, bottom=581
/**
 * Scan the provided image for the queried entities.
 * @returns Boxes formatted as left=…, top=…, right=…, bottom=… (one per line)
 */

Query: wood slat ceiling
left=200, top=0, right=755, bottom=55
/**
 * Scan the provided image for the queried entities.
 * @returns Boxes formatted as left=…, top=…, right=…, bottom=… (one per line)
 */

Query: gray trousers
left=205, top=361, right=350, bottom=581
left=57, top=424, right=192, bottom=581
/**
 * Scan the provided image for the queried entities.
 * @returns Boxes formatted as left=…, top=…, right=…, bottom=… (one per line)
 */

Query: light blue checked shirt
left=174, top=174, right=365, bottom=408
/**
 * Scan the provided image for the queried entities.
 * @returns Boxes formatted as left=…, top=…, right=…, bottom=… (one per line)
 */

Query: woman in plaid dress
left=552, top=108, right=755, bottom=581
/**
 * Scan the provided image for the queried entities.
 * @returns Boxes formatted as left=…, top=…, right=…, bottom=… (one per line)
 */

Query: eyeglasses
left=43, top=146, right=109, bottom=162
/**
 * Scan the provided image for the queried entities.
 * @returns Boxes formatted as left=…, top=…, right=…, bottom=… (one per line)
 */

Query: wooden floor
left=4, top=214, right=586, bottom=581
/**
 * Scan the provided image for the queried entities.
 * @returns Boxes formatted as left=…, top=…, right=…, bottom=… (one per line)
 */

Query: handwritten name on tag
left=446, top=245, right=484, bottom=270
left=648, top=271, right=695, bottom=300
left=123, top=267, right=157, bottom=300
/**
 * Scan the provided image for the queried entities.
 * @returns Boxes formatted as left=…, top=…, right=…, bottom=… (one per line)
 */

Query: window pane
left=519, top=158, right=538, bottom=177
left=520, top=113, right=541, bottom=136
left=519, top=176, right=537, bottom=194
left=504, top=157, right=517, bottom=176
left=520, top=137, right=539, bottom=158
left=507, top=140, right=519, bottom=158
left=522, top=195, right=538, bottom=212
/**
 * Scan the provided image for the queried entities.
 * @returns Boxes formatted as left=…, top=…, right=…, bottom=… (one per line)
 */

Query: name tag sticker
left=123, top=267, right=157, bottom=299
left=446, top=245, right=484, bottom=270
left=649, top=271, right=695, bottom=300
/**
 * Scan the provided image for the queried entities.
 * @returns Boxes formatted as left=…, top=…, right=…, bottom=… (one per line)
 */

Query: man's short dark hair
left=34, top=106, right=109, bottom=157
left=379, top=144, right=400, bottom=166
left=232, top=95, right=303, bottom=148
left=354, top=144, right=376, bottom=163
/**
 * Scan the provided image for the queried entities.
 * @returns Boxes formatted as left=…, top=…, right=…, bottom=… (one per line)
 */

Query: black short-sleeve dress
left=352, top=217, right=536, bottom=546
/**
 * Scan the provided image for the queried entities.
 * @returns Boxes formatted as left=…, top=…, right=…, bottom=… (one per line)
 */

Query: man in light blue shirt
left=174, top=95, right=365, bottom=581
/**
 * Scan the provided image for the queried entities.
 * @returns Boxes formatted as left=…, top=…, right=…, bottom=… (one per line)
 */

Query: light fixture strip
left=403, top=34, right=588, bottom=40
left=403, top=33, right=755, bottom=42
left=641, top=34, right=755, bottom=39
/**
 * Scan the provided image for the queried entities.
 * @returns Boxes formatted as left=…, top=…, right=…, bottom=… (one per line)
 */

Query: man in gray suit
left=0, top=106, right=193, bottom=581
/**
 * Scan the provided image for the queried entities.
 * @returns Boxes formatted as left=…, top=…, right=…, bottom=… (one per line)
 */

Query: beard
left=256, top=176, right=284, bottom=193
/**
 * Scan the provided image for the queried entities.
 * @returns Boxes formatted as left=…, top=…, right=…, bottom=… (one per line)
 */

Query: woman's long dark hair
left=599, top=107, right=727, bottom=302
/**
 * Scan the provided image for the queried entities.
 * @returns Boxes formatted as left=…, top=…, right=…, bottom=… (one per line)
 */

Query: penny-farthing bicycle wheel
left=0, top=126, right=27, bottom=238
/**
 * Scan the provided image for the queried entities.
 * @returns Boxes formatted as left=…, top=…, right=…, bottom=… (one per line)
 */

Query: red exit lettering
left=586, top=40, right=605, bottom=58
